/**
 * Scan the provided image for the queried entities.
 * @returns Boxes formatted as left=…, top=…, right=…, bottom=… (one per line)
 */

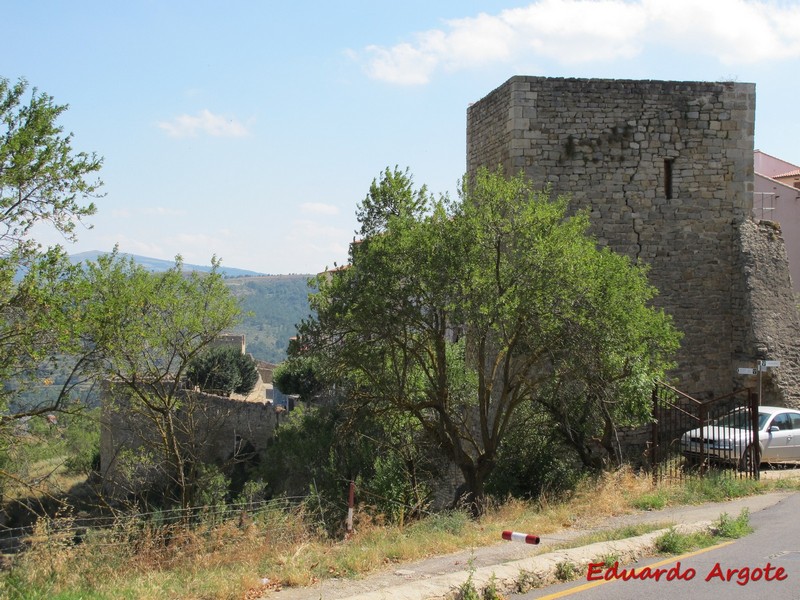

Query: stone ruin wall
left=100, top=385, right=277, bottom=498
left=735, top=219, right=800, bottom=404
left=467, top=76, right=800, bottom=406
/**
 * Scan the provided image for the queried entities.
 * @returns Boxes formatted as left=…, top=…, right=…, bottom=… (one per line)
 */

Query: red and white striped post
left=501, top=530, right=540, bottom=545
left=346, top=481, right=355, bottom=534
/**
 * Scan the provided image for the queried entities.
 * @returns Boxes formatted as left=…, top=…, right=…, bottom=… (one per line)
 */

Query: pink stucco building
left=754, top=150, right=800, bottom=293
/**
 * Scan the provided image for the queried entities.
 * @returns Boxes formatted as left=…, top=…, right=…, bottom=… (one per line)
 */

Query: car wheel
left=739, top=444, right=758, bottom=472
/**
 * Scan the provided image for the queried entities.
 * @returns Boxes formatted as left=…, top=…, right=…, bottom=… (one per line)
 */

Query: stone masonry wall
left=100, top=385, right=276, bottom=498
left=467, top=76, right=800, bottom=403
left=735, top=219, right=800, bottom=405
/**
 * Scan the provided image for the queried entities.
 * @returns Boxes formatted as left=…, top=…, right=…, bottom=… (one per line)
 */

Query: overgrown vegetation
left=288, top=166, right=680, bottom=514
left=0, top=469, right=787, bottom=599
left=554, top=560, right=579, bottom=582
left=655, top=508, right=753, bottom=554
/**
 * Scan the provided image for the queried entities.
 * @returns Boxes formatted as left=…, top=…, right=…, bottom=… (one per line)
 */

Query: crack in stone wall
left=467, top=76, right=800, bottom=404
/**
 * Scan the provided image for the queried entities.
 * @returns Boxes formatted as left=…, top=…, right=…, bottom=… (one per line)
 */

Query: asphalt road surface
left=516, top=492, right=800, bottom=600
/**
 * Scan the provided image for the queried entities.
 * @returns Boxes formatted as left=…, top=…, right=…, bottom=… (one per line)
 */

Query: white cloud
left=158, top=109, right=251, bottom=138
left=644, top=0, right=800, bottom=65
left=364, top=42, right=440, bottom=85
left=300, top=202, right=340, bottom=216
left=505, top=0, right=647, bottom=64
left=365, top=12, right=518, bottom=83
left=359, top=0, right=800, bottom=84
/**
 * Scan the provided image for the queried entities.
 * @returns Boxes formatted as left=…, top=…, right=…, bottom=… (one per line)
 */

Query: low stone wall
left=100, top=384, right=276, bottom=499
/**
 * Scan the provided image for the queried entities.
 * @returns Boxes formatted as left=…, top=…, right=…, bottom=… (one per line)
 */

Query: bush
left=261, top=403, right=439, bottom=531
left=63, top=410, right=101, bottom=474
left=713, top=509, right=752, bottom=539
left=187, top=346, right=259, bottom=396
left=486, top=413, right=584, bottom=501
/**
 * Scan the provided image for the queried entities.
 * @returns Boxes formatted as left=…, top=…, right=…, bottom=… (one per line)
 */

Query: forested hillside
left=69, top=251, right=314, bottom=364
left=225, top=275, right=314, bottom=363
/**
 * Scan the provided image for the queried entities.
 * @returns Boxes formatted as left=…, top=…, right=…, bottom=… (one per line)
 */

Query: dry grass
left=2, top=468, right=795, bottom=599
left=3, top=455, right=88, bottom=506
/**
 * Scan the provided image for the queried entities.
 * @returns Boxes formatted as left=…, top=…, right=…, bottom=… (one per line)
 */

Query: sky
left=4, top=0, right=800, bottom=275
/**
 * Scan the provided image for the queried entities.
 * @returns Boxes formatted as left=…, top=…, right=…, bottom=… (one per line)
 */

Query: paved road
left=263, top=491, right=794, bottom=599
left=515, top=492, right=800, bottom=600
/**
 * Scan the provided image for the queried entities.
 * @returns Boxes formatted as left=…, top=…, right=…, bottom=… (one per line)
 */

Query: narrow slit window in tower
left=664, top=158, right=674, bottom=199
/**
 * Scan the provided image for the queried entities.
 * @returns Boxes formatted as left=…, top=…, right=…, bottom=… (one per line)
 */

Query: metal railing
left=650, top=383, right=759, bottom=481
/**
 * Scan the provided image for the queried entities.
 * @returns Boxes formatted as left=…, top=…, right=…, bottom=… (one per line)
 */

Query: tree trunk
left=453, top=456, right=494, bottom=517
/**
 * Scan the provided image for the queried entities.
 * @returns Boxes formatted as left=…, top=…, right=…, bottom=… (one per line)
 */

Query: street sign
left=764, top=360, right=781, bottom=368
left=738, top=368, right=756, bottom=375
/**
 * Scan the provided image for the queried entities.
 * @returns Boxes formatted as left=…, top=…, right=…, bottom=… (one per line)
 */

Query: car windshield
left=710, top=410, right=770, bottom=430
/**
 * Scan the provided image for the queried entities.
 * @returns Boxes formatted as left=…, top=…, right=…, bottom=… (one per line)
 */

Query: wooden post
left=346, top=481, right=355, bottom=534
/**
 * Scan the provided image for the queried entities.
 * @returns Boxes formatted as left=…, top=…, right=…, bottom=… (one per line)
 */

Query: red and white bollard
left=501, top=530, right=540, bottom=544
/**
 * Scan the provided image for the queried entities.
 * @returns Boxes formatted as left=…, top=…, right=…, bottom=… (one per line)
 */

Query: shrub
left=712, top=509, right=752, bottom=539
left=186, top=346, right=259, bottom=396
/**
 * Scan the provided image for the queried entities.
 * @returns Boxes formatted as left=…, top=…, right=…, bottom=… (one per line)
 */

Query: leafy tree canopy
left=295, top=166, right=681, bottom=512
left=274, top=353, right=331, bottom=402
left=0, top=77, right=103, bottom=257
left=187, top=345, right=259, bottom=397
left=0, top=77, right=104, bottom=426
left=76, top=250, right=242, bottom=507
left=355, top=166, right=428, bottom=239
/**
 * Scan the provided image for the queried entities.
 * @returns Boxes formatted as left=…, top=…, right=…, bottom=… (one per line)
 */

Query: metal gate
left=650, top=382, right=759, bottom=480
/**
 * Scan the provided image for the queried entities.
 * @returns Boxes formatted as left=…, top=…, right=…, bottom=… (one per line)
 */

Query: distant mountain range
left=69, top=251, right=268, bottom=278
left=68, top=251, right=314, bottom=363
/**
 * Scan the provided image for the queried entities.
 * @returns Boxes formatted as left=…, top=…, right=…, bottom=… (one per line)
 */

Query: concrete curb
left=265, top=492, right=793, bottom=600
left=342, top=522, right=712, bottom=600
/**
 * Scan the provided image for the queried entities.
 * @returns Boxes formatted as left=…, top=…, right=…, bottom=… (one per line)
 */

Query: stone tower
left=467, top=76, right=800, bottom=405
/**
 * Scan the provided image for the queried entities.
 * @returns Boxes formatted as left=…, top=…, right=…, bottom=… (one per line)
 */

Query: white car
left=680, top=406, right=800, bottom=469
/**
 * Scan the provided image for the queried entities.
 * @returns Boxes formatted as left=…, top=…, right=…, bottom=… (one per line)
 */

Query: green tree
left=272, top=354, right=324, bottom=401
left=297, top=167, right=679, bottom=513
left=0, top=77, right=102, bottom=256
left=77, top=251, right=241, bottom=508
left=187, top=345, right=259, bottom=396
left=0, top=77, right=103, bottom=496
left=355, top=166, right=428, bottom=238
left=0, top=76, right=103, bottom=415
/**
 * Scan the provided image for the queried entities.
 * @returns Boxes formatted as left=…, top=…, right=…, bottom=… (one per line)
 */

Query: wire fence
left=0, top=495, right=312, bottom=555
left=0, top=482, right=441, bottom=557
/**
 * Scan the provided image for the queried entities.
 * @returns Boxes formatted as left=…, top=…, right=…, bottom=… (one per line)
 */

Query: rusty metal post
left=651, top=386, right=659, bottom=484
left=699, top=403, right=707, bottom=476
left=750, top=389, right=760, bottom=480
